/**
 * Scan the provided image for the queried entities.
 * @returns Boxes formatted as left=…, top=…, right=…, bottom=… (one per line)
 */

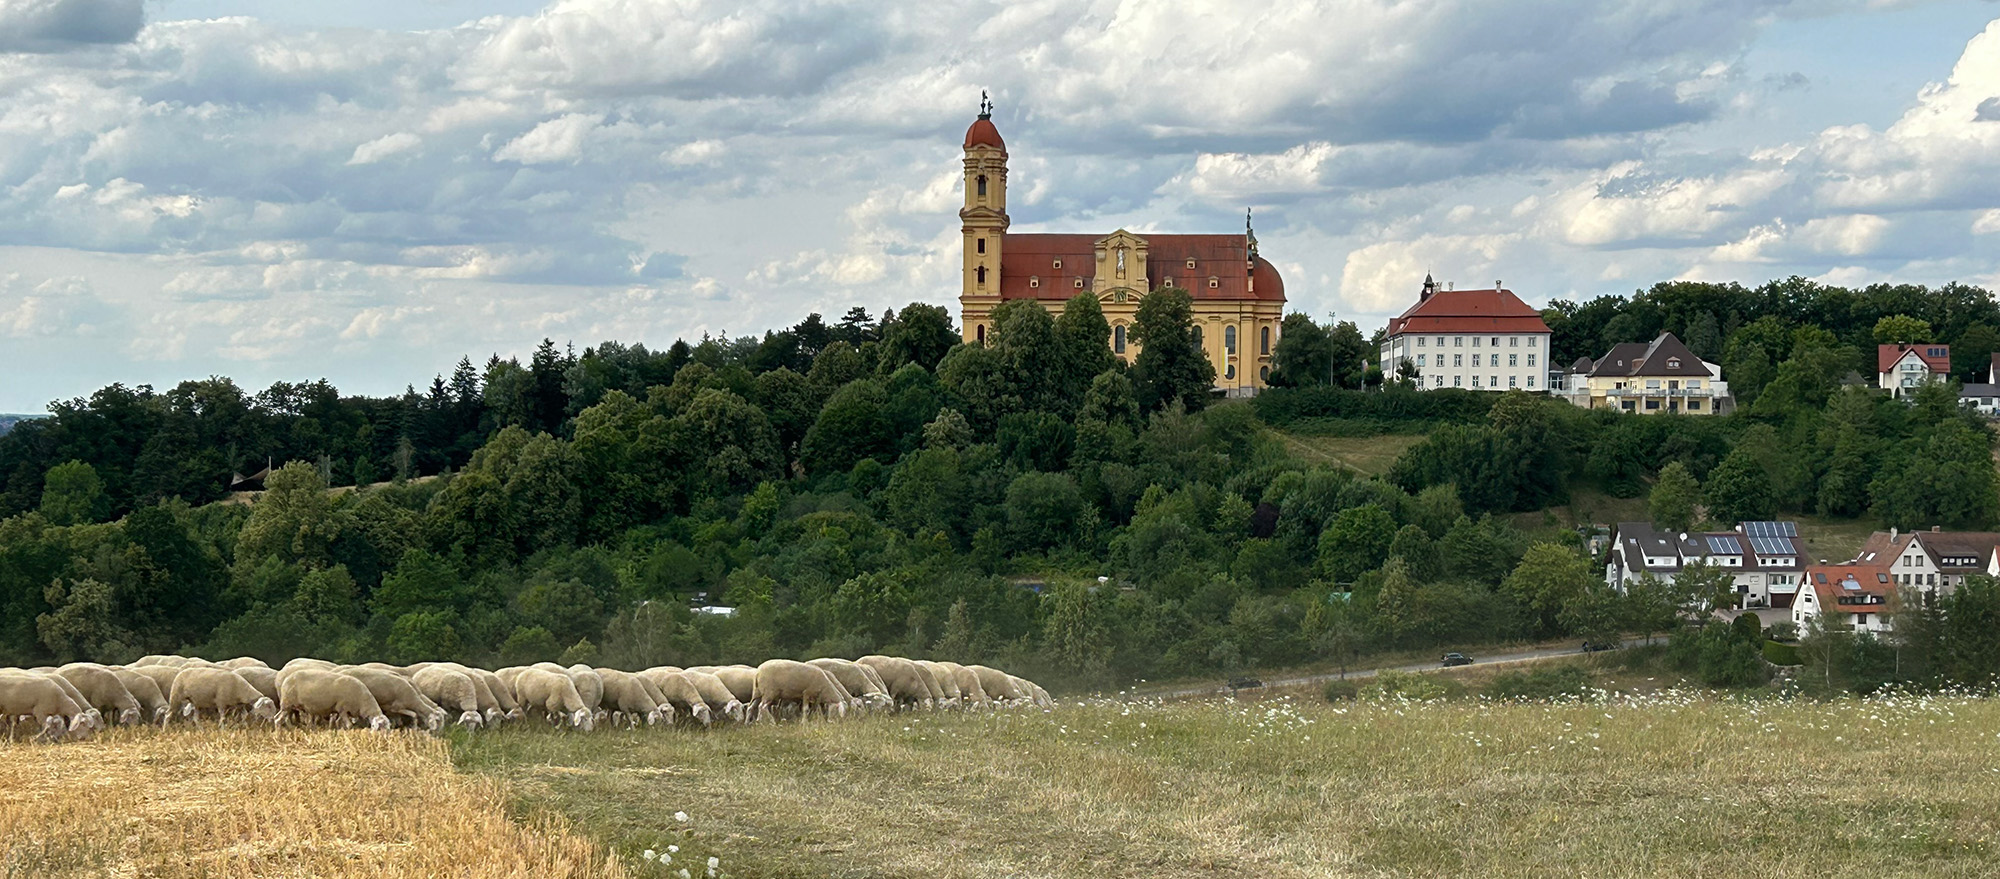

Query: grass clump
left=1482, top=664, right=1597, bottom=701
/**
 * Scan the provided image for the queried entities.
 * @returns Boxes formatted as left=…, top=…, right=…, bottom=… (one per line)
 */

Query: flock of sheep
left=0, top=655, right=1054, bottom=743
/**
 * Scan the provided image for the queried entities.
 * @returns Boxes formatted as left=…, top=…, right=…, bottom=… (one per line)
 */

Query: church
left=955, top=99, right=1287, bottom=393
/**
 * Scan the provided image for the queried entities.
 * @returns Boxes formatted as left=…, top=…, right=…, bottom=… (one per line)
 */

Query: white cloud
left=348, top=132, right=422, bottom=165
left=492, top=114, right=603, bottom=164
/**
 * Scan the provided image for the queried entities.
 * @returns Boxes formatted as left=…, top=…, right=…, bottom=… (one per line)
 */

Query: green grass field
left=450, top=693, right=2000, bottom=878
left=1272, top=432, right=1426, bottom=476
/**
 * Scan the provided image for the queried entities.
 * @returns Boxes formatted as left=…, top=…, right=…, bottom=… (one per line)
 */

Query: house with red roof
left=1377, top=275, right=1552, bottom=392
left=1877, top=343, right=1950, bottom=398
left=955, top=98, right=1285, bottom=395
left=1792, top=564, right=1897, bottom=636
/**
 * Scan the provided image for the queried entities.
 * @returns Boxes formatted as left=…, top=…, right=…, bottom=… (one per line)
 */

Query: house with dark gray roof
left=1607, top=520, right=1809, bottom=608
left=1560, top=332, right=1732, bottom=415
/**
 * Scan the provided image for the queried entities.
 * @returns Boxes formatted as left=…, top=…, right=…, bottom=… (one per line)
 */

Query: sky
left=2, top=0, right=2000, bottom=412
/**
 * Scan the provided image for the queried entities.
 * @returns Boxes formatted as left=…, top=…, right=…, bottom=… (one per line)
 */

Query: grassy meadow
left=10, top=693, right=2000, bottom=878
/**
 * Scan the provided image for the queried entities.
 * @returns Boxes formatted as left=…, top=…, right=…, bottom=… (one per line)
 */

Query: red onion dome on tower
left=964, top=91, right=1004, bottom=150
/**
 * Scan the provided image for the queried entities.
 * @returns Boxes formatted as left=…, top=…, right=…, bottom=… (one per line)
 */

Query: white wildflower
left=674, top=811, right=690, bottom=823
left=643, top=850, right=657, bottom=862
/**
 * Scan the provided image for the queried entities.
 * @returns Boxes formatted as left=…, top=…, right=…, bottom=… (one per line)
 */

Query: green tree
left=1129, top=287, right=1215, bottom=412
left=1502, top=543, right=1598, bottom=634
left=37, top=578, right=134, bottom=663
left=1702, top=446, right=1773, bottom=524
left=294, top=564, right=357, bottom=624
left=1005, top=471, right=1090, bottom=553
left=234, top=461, right=341, bottom=568
left=1056, top=293, right=1117, bottom=407
left=1672, top=558, right=1738, bottom=614
left=1317, top=504, right=1396, bottom=582
left=1041, top=580, right=1111, bottom=684
left=39, top=460, right=108, bottom=526
left=387, top=610, right=462, bottom=664
left=875, top=303, right=959, bottom=374
left=1267, top=313, right=1330, bottom=387
left=1873, top=314, right=1933, bottom=345
left=1649, top=461, right=1700, bottom=531
left=800, top=379, right=893, bottom=477
left=373, top=548, right=466, bottom=617
left=498, top=625, right=561, bottom=666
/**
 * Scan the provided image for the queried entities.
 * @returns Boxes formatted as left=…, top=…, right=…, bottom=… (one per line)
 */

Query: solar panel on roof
left=1749, top=536, right=1794, bottom=555
left=1706, top=536, right=1742, bottom=554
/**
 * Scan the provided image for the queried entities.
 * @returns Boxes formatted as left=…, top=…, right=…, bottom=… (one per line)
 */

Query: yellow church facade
left=955, top=103, right=1287, bottom=393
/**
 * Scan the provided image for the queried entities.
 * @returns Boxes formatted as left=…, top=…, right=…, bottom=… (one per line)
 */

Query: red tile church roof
left=1385, top=288, right=1550, bottom=336
left=996, top=233, right=1283, bottom=302
left=963, top=117, right=1005, bottom=150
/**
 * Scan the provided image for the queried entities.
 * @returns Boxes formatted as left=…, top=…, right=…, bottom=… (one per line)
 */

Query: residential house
left=1877, top=343, right=1950, bottom=398
left=1792, top=564, right=1896, bottom=636
left=1854, top=527, right=2000, bottom=595
left=1378, top=276, right=1552, bottom=392
left=1560, top=332, right=1731, bottom=414
left=1605, top=521, right=1808, bottom=608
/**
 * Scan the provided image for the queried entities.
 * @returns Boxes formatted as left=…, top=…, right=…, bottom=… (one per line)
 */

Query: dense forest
left=3, top=277, right=1999, bottom=691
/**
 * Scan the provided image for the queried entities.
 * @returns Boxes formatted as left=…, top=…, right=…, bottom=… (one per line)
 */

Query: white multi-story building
left=1877, top=343, right=1950, bottom=398
left=1378, top=275, right=1552, bottom=392
left=1606, top=521, right=1809, bottom=608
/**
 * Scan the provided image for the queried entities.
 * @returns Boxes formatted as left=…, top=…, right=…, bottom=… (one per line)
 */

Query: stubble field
left=8, top=693, right=2000, bottom=878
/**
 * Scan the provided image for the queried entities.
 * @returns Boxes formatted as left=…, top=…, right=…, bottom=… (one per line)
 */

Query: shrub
left=1484, top=665, right=1596, bottom=701
left=1762, top=639, right=1802, bottom=666
left=1323, top=679, right=1360, bottom=702
left=1359, top=670, right=1462, bottom=702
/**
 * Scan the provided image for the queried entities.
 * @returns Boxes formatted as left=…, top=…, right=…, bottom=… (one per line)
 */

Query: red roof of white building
left=1386, top=288, right=1551, bottom=337
left=1804, top=564, right=1896, bottom=615
left=1877, top=343, right=1950, bottom=374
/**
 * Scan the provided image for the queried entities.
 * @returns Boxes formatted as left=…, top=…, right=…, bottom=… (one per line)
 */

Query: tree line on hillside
left=4, top=277, right=2000, bottom=692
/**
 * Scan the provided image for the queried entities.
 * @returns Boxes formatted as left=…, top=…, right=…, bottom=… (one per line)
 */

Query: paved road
left=1147, top=637, right=1649, bottom=700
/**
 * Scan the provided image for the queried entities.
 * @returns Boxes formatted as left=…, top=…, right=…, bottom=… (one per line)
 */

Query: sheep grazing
left=27, top=669, right=105, bottom=732
left=636, top=668, right=712, bottom=726
left=0, top=670, right=93, bottom=742
left=917, top=661, right=965, bottom=709
left=338, top=667, right=446, bottom=731
left=412, top=666, right=486, bottom=729
left=967, top=665, right=1026, bottom=705
left=168, top=667, right=279, bottom=726
left=216, top=657, right=270, bottom=671
left=938, top=661, right=992, bottom=709
left=680, top=669, right=747, bottom=722
left=564, top=664, right=608, bottom=723
left=52, top=663, right=143, bottom=726
left=593, top=669, right=668, bottom=727
left=751, top=659, right=850, bottom=722
left=462, top=665, right=521, bottom=722
left=509, top=668, right=594, bottom=731
left=808, top=658, right=894, bottom=712
left=109, top=667, right=171, bottom=725
left=277, top=669, right=391, bottom=732
left=235, top=666, right=281, bottom=703
left=856, top=656, right=936, bottom=712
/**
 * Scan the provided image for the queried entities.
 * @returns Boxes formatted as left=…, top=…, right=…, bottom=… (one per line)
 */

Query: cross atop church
left=978, top=90, right=993, bottom=119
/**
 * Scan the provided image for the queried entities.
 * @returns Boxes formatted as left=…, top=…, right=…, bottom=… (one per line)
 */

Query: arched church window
left=1260, top=366, right=1270, bottom=382
left=977, top=324, right=986, bottom=344
left=976, top=265, right=987, bottom=285
left=1260, top=326, right=1271, bottom=355
left=977, top=238, right=985, bottom=254
left=1225, top=364, right=1236, bottom=380
left=1225, top=325, right=1237, bottom=355
left=1192, top=325, right=1203, bottom=347
left=977, top=175, right=987, bottom=197
left=1114, top=325, right=1126, bottom=353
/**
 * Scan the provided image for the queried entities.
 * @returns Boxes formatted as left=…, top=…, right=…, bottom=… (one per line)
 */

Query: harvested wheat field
left=0, top=725, right=626, bottom=879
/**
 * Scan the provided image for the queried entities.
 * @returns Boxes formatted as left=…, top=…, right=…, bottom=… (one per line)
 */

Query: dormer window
left=1208, top=277, right=1219, bottom=289
left=1186, top=258, right=1196, bottom=270
left=1052, top=258, right=1062, bottom=269
left=1074, top=278, right=1084, bottom=288
left=1029, top=276, right=1039, bottom=288
left=1667, top=357, right=1680, bottom=369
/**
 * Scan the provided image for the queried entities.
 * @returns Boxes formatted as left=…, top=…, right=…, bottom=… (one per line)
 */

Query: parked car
left=1440, top=653, right=1473, bottom=667
left=1580, top=639, right=1619, bottom=653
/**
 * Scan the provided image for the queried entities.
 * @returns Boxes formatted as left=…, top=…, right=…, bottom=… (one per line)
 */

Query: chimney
left=1495, top=279, right=1504, bottom=290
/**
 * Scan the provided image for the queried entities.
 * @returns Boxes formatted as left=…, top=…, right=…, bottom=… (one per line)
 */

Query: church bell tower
left=959, top=92, right=1009, bottom=344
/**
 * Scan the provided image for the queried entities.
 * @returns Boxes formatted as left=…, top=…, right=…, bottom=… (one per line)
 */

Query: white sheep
left=0, top=670, right=93, bottom=742
left=276, top=668, right=391, bottom=731
left=54, top=663, right=143, bottom=725
left=109, top=667, right=171, bottom=725
left=509, top=668, right=594, bottom=731
left=636, top=668, right=713, bottom=726
left=807, top=658, right=894, bottom=712
left=594, top=668, right=669, bottom=727
left=679, top=669, right=747, bottom=722
left=338, top=666, right=446, bottom=731
left=166, top=667, right=278, bottom=726
left=410, top=666, right=485, bottom=729
left=750, top=659, right=850, bottom=722
left=856, top=655, right=936, bottom=711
